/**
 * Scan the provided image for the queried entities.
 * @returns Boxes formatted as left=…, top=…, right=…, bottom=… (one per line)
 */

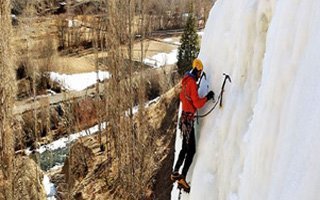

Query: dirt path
left=13, top=65, right=177, bottom=115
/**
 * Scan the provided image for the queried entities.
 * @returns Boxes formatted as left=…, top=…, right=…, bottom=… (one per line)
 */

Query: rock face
left=13, top=156, right=46, bottom=200
left=53, top=85, right=181, bottom=199
left=63, top=142, right=95, bottom=189
left=53, top=135, right=110, bottom=200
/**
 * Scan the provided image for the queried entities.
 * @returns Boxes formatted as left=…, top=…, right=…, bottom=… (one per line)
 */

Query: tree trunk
left=0, top=1, right=16, bottom=199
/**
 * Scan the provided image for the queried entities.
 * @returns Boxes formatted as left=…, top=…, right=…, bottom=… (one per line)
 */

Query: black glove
left=206, top=91, right=214, bottom=101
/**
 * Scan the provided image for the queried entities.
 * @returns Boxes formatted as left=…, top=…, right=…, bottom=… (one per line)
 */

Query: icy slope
left=188, top=0, right=320, bottom=200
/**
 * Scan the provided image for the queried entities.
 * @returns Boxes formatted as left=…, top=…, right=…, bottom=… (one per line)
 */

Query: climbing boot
left=170, top=171, right=182, bottom=182
left=177, top=177, right=190, bottom=193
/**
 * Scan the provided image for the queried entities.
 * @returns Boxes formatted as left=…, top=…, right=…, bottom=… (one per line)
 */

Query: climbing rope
left=196, top=91, right=221, bottom=118
left=196, top=73, right=231, bottom=118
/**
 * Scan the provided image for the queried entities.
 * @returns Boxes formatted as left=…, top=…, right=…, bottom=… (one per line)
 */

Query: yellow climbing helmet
left=192, top=58, right=203, bottom=71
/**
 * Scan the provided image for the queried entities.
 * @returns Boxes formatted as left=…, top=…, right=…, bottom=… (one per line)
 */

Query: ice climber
left=171, top=58, right=214, bottom=192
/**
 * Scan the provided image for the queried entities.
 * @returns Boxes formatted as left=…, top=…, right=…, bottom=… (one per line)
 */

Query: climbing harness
left=179, top=112, right=194, bottom=143
left=196, top=73, right=231, bottom=118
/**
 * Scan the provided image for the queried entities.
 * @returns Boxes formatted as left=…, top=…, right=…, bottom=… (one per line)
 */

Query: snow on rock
left=43, top=175, right=57, bottom=200
left=172, top=0, right=320, bottom=200
left=26, top=123, right=105, bottom=155
left=126, top=97, right=160, bottom=116
left=50, top=71, right=110, bottom=91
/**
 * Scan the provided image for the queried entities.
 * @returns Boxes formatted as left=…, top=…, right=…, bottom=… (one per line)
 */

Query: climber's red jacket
left=180, top=73, right=207, bottom=115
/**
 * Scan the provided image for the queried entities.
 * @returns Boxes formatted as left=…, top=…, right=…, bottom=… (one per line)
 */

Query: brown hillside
left=52, top=84, right=181, bottom=199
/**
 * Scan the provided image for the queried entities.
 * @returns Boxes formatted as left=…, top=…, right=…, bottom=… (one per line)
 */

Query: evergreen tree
left=177, top=13, right=200, bottom=76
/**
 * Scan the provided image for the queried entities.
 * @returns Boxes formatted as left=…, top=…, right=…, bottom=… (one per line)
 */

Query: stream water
left=32, top=124, right=104, bottom=199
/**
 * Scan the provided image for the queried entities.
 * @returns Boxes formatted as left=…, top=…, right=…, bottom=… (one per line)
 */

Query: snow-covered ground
left=50, top=71, right=110, bottom=91
left=171, top=1, right=320, bottom=200
left=144, top=34, right=203, bottom=68
left=143, top=49, right=178, bottom=67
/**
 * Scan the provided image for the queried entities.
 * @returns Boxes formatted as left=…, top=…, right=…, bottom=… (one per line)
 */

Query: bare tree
left=0, top=1, right=17, bottom=199
left=105, top=0, right=124, bottom=180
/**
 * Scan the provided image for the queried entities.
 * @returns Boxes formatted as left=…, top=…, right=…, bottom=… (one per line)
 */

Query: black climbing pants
left=174, top=112, right=196, bottom=177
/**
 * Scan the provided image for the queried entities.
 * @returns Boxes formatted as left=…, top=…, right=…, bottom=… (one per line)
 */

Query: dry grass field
left=13, top=15, right=182, bottom=74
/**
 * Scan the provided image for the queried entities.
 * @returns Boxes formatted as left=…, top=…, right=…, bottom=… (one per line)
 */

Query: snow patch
left=50, top=71, right=110, bottom=91
left=163, top=38, right=173, bottom=42
left=143, top=49, right=178, bottom=67
left=127, top=97, right=160, bottom=116
left=26, top=123, right=105, bottom=155
left=43, top=175, right=56, bottom=199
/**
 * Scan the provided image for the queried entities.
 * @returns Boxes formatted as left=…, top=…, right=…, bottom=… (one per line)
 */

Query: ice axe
left=197, top=71, right=207, bottom=88
left=219, top=73, right=231, bottom=108
left=196, top=73, right=232, bottom=118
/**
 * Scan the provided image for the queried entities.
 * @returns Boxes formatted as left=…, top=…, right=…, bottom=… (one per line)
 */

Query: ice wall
left=189, top=0, right=320, bottom=200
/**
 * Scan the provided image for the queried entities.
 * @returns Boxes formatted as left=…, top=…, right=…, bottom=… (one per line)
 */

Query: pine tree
left=177, top=13, right=200, bottom=76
